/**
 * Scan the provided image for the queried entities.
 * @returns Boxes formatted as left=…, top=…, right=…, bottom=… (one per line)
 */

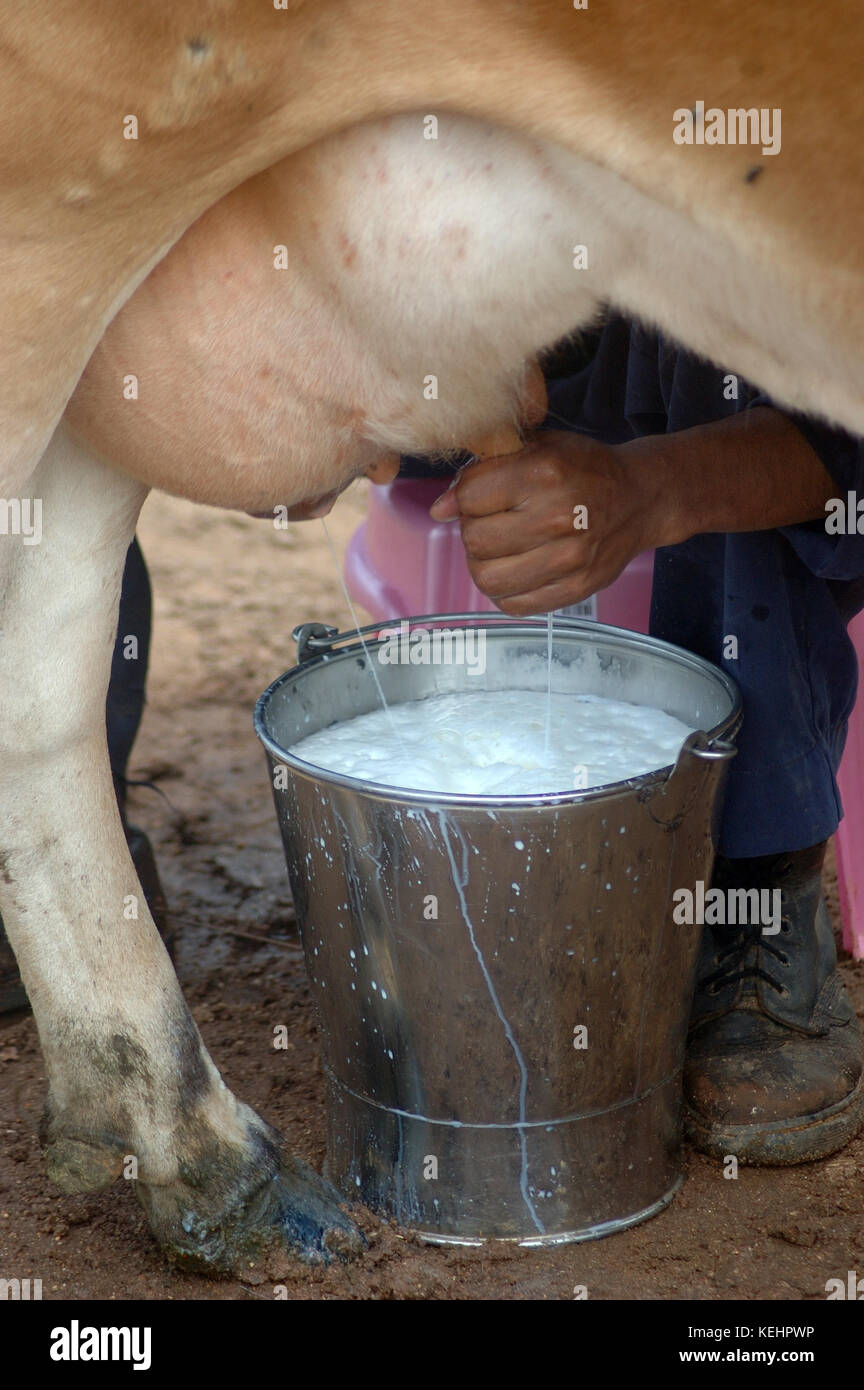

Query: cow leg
left=0, top=430, right=361, bottom=1274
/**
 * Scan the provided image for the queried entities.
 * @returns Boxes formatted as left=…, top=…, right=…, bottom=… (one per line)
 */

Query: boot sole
left=685, top=1068, right=864, bottom=1165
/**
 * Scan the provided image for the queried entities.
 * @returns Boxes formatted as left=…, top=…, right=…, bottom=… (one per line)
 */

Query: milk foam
left=291, top=689, right=694, bottom=795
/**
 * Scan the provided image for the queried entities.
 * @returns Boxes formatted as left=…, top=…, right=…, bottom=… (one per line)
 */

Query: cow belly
left=64, top=111, right=864, bottom=513
left=62, top=114, right=602, bottom=510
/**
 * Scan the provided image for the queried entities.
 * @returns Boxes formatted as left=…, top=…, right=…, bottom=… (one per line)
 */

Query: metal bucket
left=254, top=614, right=741, bottom=1246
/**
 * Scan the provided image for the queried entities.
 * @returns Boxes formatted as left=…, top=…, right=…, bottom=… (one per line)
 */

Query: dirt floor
left=1, top=485, right=863, bottom=1301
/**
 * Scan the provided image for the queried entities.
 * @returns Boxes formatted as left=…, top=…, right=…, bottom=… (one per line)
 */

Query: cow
left=1, top=2, right=863, bottom=1275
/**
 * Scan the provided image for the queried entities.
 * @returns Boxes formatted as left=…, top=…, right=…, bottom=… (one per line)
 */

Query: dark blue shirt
left=545, top=315, right=864, bottom=856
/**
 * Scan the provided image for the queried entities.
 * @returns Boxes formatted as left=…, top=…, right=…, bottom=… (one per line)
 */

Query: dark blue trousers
left=106, top=537, right=151, bottom=814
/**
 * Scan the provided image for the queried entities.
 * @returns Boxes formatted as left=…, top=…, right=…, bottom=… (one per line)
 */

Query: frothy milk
left=291, top=689, right=694, bottom=795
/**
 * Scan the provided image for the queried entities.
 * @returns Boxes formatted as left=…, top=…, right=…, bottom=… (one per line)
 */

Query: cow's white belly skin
left=65, top=112, right=864, bottom=515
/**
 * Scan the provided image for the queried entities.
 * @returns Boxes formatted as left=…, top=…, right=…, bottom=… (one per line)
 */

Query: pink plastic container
left=835, top=612, right=864, bottom=958
left=344, top=479, right=654, bottom=631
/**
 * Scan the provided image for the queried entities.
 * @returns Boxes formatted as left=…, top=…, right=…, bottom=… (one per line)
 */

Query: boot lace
left=699, top=919, right=789, bottom=997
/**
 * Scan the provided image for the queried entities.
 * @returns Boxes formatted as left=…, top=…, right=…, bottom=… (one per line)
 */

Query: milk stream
left=544, top=611, right=553, bottom=761
left=320, top=517, right=400, bottom=740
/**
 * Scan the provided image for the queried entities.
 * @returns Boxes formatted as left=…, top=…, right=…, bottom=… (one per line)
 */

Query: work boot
left=685, top=840, right=864, bottom=1164
left=0, top=823, right=171, bottom=1016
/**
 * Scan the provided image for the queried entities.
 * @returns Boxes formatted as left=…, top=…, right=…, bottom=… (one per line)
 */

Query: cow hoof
left=43, top=1133, right=125, bottom=1193
left=139, top=1151, right=365, bottom=1278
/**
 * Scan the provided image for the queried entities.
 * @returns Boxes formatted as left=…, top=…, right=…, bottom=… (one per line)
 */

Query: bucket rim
left=253, top=613, right=742, bottom=808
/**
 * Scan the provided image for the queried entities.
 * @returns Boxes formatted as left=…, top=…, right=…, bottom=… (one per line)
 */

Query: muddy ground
left=1, top=486, right=862, bottom=1301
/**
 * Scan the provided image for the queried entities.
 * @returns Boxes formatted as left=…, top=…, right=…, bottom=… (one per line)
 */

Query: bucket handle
left=641, top=731, right=737, bottom=828
left=293, top=621, right=341, bottom=663
left=292, top=611, right=603, bottom=663
left=680, top=732, right=737, bottom=764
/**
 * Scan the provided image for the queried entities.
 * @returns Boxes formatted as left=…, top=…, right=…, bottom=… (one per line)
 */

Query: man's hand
left=429, top=431, right=671, bottom=615
left=429, top=409, right=838, bottom=616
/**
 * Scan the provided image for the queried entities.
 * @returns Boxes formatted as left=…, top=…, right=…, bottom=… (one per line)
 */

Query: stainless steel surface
left=254, top=615, right=741, bottom=1243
